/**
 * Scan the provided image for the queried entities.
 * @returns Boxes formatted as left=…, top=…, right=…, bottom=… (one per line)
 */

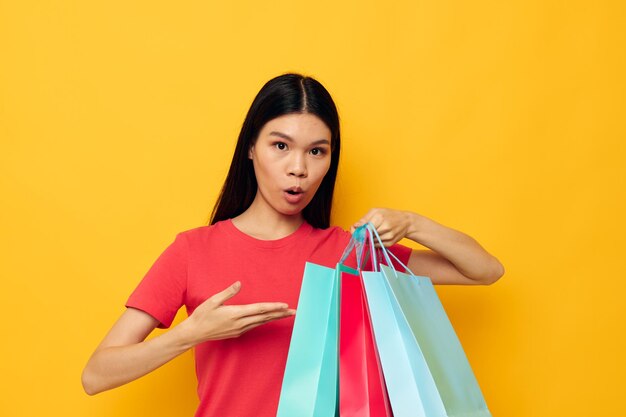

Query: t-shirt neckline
left=223, top=218, right=313, bottom=248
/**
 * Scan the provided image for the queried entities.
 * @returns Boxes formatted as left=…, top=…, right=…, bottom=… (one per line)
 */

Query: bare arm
left=81, top=307, right=189, bottom=395
left=351, top=209, right=505, bottom=285
left=81, top=282, right=295, bottom=395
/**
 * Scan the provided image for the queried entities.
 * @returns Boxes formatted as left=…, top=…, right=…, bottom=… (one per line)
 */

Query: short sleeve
left=125, top=232, right=188, bottom=329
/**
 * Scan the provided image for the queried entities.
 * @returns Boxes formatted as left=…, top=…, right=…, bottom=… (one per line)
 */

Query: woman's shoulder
left=170, top=220, right=230, bottom=245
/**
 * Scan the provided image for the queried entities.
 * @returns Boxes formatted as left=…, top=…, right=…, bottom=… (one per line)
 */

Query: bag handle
left=360, top=225, right=381, bottom=271
left=338, top=223, right=383, bottom=271
left=339, top=222, right=415, bottom=276
left=363, top=222, right=416, bottom=276
left=338, top=224, right=371, bottom=269
left=364, top=225, right=391, bottom=272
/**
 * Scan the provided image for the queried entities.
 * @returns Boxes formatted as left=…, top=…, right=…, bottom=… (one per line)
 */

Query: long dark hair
left=209, top=73, right=341, bottom=229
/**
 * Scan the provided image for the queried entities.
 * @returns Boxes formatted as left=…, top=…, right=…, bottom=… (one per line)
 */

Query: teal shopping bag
left=381, top=263, right=491, bottom=417
left=276, top=261, right=342, bottom=417
left=362, top=223, right=492, bottom=417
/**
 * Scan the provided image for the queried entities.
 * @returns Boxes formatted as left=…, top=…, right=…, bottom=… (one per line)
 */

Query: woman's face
left=249, top=113, right=332, bottom=218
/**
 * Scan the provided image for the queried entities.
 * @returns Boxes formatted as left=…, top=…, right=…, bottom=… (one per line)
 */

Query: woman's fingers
left=352, top=212, right=395, bottom=241
left=234, top=302, right=292, bottom=319
left=352, top=208, right=410, bottom=247
left=237, top=308, right=296, bottom=330
left=377, top=230, right=400, bottom=246
left=207, top=281, right=242, bottom=306
left=212, top=305, right=295, bottom=339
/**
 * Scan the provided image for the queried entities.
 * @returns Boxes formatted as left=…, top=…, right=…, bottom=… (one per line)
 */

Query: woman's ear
left=248, top=146, right=254, bottom=160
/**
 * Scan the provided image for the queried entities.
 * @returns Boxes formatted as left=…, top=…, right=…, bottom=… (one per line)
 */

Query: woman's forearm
left=405, top=212, right=504, bottom=282
left=82, top=321, right=195, bottom=395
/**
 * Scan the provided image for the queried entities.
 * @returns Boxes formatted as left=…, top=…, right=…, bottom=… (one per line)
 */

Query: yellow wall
left=1, top=1, right=624, bottom=416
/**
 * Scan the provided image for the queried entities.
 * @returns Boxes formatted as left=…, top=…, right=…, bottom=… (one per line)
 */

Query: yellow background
left=1, top=1, right=624, bottom=416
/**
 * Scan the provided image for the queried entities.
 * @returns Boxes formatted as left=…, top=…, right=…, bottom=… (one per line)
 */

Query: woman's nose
left=288, top=154, right=307, bottom=177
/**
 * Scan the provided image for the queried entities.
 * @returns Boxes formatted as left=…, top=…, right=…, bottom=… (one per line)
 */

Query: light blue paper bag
left=361, top=223, right=492, bottom=417
left=381, top=263, right=491, bottom=417
left=362, top=269, right=447, bottom=417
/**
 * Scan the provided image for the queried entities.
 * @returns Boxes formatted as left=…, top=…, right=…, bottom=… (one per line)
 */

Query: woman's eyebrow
left=269, top=131, right=330, bottom=145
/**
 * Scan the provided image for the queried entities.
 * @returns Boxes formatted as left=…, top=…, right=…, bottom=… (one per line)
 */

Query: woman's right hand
left=181, top=281, right=296, bottom=346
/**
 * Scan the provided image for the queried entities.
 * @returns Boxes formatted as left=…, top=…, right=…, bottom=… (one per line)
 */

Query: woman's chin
left=278, top=206, right=305, bottom=217
left=276, top=200, right=310, bottom=217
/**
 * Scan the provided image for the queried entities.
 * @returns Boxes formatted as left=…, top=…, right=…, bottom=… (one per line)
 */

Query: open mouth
left=283, top=187, right=305, bottom=204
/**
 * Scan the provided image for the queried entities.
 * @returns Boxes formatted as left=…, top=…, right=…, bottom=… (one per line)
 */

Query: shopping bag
left=381, top=262, right=491, bottom=417
left=278, top=226, right=391, bottom=417
left=362, top=223, right=492, bottom=417
left=362, top=267, right=446, bottom=417
left=276, top=262, right=340, bottom=417
left=339, top=261, right=393, bottom=417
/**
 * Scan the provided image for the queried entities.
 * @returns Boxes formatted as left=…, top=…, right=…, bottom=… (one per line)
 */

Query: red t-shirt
left=126, top=219, right=412, bottom=417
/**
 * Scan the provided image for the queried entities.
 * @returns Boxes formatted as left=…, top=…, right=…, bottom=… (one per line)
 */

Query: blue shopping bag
left=276, top=262, right=341, bottom=417
left=361, top=223, right=492, bottom=417
left=362, top=268, right=446, bottom=417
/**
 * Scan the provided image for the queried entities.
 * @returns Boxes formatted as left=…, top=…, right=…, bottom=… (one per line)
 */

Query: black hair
left=209, top=73, right=341, bottom=229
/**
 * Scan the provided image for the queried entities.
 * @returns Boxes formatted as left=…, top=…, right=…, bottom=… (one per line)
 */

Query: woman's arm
left=82, top=282, right=295, bottom=395
left=351, top=208, right=504, bottom=285
left=81, top=307, right=190, bottom=395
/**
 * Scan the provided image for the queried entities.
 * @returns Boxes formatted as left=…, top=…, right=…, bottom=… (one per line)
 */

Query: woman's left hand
left=352, top=207, right=505, bottom=284
left=350, top=208, right=412, bottom=247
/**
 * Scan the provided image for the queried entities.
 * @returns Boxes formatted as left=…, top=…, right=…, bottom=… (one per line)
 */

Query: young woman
left=81, top=73, right=504, bottom=416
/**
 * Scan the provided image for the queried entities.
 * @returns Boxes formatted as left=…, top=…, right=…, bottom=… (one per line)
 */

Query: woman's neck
left=231, top=194, right=304, bottom=240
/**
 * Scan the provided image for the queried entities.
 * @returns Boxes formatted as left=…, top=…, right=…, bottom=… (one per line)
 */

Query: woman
left=81, top=73, right=504, bottom=416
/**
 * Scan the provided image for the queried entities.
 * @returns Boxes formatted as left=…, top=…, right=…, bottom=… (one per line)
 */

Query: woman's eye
left=275, top=142, right=287, bottom=150
left=310, top=148, right=326, bottom=156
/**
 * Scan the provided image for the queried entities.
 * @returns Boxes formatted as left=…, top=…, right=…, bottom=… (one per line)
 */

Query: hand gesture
left=184, top=281, right=295, bottom=345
